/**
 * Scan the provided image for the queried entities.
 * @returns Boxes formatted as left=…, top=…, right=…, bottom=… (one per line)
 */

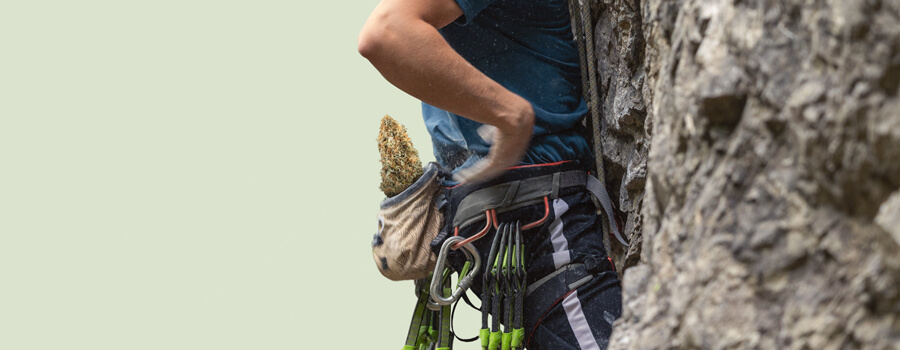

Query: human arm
left=357, top=0, right=534, bottom=183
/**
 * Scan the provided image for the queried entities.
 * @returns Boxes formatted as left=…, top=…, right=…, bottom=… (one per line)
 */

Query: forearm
left=357, top=7, right=533, bottom=132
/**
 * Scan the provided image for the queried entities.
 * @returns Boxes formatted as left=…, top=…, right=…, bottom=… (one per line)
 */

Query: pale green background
left=1, top=1, right=481, bottom=349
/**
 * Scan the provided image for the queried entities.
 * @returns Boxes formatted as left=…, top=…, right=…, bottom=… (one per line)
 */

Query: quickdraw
left=471, top=220, right=528, bottom=350
left=511, top=222, right=526, bottom=349
left=401, top=236, right=481, bottom=350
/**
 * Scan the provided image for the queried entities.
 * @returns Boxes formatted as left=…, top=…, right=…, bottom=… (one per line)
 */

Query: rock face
left=592, top=0, right=652, bottom=270
left=593, top=0, right=900, bottom=348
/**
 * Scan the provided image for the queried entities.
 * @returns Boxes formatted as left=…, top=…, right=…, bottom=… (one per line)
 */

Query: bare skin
left=358, top=0, right=534, bottom=184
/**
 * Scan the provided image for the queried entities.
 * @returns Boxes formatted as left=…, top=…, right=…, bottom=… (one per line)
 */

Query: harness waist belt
left=452, top=170, right=628, bottom=247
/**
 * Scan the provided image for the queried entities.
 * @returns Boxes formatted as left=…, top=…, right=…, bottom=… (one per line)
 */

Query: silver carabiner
left=429, top=235, right=482, bottom=307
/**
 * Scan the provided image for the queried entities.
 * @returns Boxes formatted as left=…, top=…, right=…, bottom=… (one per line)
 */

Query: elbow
left=358, top=8, right=420, bottom=62
left=357, top=12, right=394, bottom=61
left=357, top=26, right=382, bottom=60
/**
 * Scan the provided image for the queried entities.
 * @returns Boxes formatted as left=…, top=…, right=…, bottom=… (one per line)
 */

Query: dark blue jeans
left=446, top=164, right=622, bottom=350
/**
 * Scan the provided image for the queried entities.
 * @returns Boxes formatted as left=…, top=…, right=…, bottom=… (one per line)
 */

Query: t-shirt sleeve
left=453, top=0, right=496, bottom=25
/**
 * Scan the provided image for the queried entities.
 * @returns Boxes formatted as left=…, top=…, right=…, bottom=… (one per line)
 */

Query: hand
left=453, top=103, right=535, bottom=184
left=359, top=0, right=535, bottom=185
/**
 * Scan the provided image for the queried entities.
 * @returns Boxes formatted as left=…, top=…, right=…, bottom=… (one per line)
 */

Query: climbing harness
left=442, top=164, right=628, bottom=248
left=398, top=162, right=625, bottom=349
left=403, top=161, right=621, bottom=350
left=392, top=0, right=632, bottom=347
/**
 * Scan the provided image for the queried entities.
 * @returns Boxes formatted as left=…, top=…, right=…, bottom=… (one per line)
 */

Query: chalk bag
left=372, top=162, right=445, bottom=281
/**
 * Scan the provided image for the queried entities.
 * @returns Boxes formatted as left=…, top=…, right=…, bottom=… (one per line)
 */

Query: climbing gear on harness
left=398, top=161, right=626, bottom=350
left=430, top=235, right=482, bottom=307
left=415, top=161, right=626, bottom=350
left=451, top=291, right=481, bottom=343
left=441, top=165, right=628, bottom=249
left=490, top=222, right=527, bottom=350
left=405, top=274, right=454, bottom=350
left=489, top=223, right=507, bottom=350
left=373, top=162, right=446, bottom=281
left=478, top=221, right=500, bottom=350
left=436, top=277, right=454, bottom=350
left=402, top=236, right=481, bottom=350
left=403, top=279, right=434, bottom=350
left=472, top=220, right=528, bottom=350
left=511, top=222, right=526, bottom=350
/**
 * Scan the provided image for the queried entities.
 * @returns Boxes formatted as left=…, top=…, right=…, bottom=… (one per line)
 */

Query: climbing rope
left=569, top=0, right=615, bottom=256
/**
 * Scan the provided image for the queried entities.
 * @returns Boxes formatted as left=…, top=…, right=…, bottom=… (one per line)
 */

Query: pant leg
left=525, top=272, right=621, bottom=350
left=524, top=192, right=622, bottom=350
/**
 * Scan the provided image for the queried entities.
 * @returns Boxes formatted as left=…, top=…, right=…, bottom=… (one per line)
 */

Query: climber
left=359, top=0, right=623, bottom=349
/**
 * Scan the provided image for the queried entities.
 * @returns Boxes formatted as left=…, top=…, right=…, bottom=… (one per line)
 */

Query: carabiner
left=430, top=235, right=482, bottom=306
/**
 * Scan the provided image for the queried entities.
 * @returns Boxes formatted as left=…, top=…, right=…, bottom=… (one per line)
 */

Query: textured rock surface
left=593, top=0, right=900, bottom=348
left=593, top=0, right=652, bottom=270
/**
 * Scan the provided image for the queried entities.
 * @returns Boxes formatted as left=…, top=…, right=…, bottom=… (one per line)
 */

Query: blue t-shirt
left=424, top=0, right=591, bottom=172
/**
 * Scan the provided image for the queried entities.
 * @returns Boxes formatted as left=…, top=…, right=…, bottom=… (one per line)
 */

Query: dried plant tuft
left=378, top=115, right=424, bottom=197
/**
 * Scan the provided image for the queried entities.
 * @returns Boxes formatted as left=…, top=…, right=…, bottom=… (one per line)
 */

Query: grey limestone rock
left=589, top=0, right=900, bottom=348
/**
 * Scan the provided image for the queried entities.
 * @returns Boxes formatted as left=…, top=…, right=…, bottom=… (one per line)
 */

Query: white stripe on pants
left=550, top=198, right=601, bottom=350
left=550, top=199, right=572, bottom=269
